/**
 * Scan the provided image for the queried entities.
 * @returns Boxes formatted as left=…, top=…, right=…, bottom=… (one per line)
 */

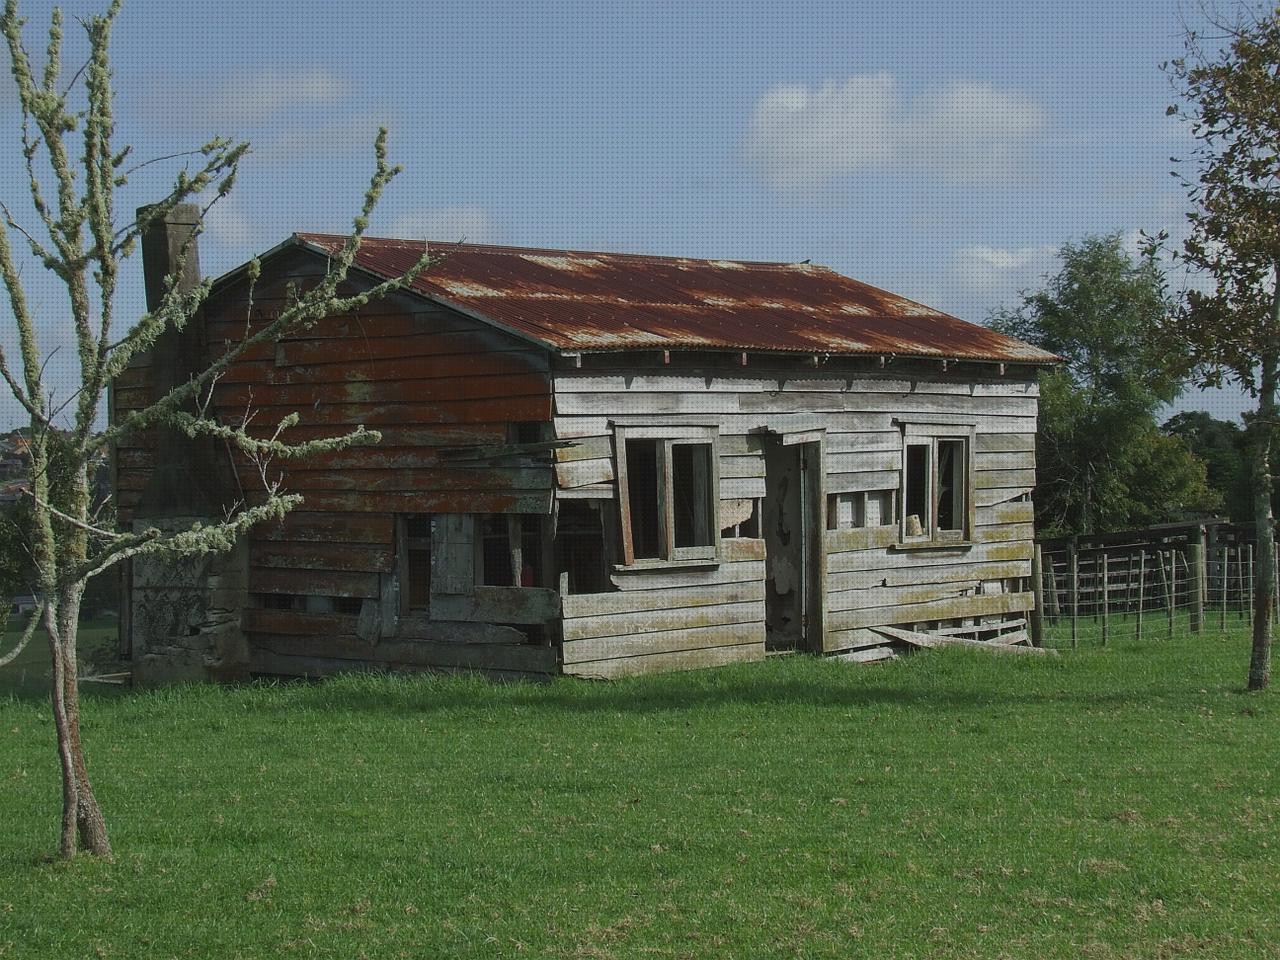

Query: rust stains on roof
left=291, top=234, right=1058, bottom=364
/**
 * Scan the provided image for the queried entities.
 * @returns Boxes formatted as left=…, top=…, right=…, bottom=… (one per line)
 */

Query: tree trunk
left=1247, top=291, right=1279, bottom=692
left=48, top=594, right=112, bottom=859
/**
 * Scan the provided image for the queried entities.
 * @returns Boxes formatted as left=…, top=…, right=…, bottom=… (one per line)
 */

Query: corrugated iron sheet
left=292, top=235, right=1058, bottom=364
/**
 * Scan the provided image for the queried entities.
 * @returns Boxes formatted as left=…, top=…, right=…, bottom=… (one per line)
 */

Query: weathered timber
left=562, top=641, right=763, bottom=679
left=431, top=587, right=561, bottom=625
left=826, top=590, right=1034, bottom=633
left=609, top=559, right=766, bottom=591
left=563, top=599, right=765, bottom=642
left=871, top=624, right=1056, bottom=656
left=249, top=542, right=394, bottom=574
left=561, top=578, right=765, bottom=619
left=251, top=567, right=381, bottom=599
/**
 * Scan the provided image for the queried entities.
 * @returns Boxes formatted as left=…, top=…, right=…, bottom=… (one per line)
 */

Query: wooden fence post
left=1100, top=550, right=1109, bottom=647
left=1070, top=549, right=1079, bottom=649
left=1030, top=543, right=1046, bottom=648
left=1135, top=550, right=1145, bottom=641
left=1165, top=550, right=1175, bottom=639
left=1220, top=546, right=1229, bottom=630
left=1188, top=540, right=1204, bottom=634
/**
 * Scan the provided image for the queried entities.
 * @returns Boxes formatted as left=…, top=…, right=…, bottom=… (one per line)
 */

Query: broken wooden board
left=870, top=624, right=1056, bottom=656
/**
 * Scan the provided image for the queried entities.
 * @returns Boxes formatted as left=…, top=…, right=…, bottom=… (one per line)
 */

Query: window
left=899, top=428, right=972, bottom=543
left=827, top=490, right=897, bottom=530
left=615, top=425, right=720, bottom=565
left=404, top=515, right=432, bottom=610
left=477, top=514, right=545, bottom=587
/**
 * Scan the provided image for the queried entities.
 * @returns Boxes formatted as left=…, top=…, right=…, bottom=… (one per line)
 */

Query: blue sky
left=0, top=0, right=1253, bottom=427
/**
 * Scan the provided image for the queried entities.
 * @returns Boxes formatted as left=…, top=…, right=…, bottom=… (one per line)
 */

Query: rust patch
left=282, top=234, right=1059, bottom=364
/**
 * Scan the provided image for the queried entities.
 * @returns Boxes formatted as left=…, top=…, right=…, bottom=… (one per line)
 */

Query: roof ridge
left=293, top=232, right=811, bottom=270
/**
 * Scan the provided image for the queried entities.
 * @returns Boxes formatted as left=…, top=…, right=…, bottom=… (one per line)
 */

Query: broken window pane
left=405, top=515, right=432, bottom=610
left=936, top=439, right=966, bottom=534
left=625, top=438, right=662, bottom=559
left=671, top=442, right=714, bottom=548
left=555, top=501, right=609, bottom=594
left=904, top=444, right=930, bottom=537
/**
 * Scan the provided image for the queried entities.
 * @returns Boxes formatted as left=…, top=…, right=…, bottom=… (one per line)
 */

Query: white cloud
left=387, top=205, right=498, bottom=243
left=201, top=67, right=349, bottom=129
left=745, top=75, right=1045, bottom=192
left=948, top=243, right=1057, bottom=292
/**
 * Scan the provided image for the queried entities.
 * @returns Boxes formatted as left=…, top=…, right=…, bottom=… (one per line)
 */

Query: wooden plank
left=828, top=590, right=1035, bottom=631
left=826, top=469, right=899, bottom=495
left=827, top=558, right=1030, bottom=594
left=827, top=539, right=1032, bottom=575
left=974, top=448, right=1035, bottom=471
left=430, top=586, right=560, bottom=625
left=252, top=633, right=558, bottom=674
left=251, top=567, right=381, bottom=598
left=226, top=395, right=552, bottom=427
left=215, top=372, right=549, bottom=408
left=553, top=388, right=1034, bottom=419
left=826, top=450, right=901, bottom=475
left=556, top=457, right=614, bottom=489
left=563, top=599, right=764, bottom=643
left=554, top=435, right=612, bottom=463
left=431, top=514, right=474, bottom=596
left=562, top=640, right=763, bottom=678
left=395, top=616, right=531, bottom=645
left=250, top=541, right=395, bottom=574
left=975, top=488, right=1033, bottom=508
left=274, top=332, right=541, bottom=367
left=553, top=372, right=1037, bottom=398
left=824, top=525, right=897, bottom=553
left=976, top=433, right=1036, bottom=454
left=562, top=578, right=765, bottom=618
left=719, top=454, right=766, bottom=479
left=975, top=468, right=1036, bottom=490
left=611, top=559, right=766, bottom=591
left=974, top=522, right=1035, bottom=545
left=870, top=624, right=1056, bottom=656
left=242, top=608, right=359, bottom=636
left=721, top=538, right=766, bottom=561
left=977, top=500, right=1035, bottom=526
left=557, top=484, right=615, bottom=500
left=277, top=466, right=552, bottom=493
left=269, top=490, right=554, bottom=514
left=831, top=645, right=898, bottom=664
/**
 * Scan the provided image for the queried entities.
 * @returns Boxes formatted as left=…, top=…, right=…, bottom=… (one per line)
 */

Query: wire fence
left=1036, top=534, right=1278, bottom=648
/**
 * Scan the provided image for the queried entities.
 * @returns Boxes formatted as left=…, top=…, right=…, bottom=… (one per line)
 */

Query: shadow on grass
left=234, top=649, right=1232, bottom=719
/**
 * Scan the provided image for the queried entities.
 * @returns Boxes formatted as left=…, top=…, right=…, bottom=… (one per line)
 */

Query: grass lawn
left=1, top=629, right=1278, bottom=958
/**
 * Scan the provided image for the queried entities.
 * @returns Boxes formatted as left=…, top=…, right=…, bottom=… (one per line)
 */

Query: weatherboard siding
left=552, top=365, right=1038, bottom=661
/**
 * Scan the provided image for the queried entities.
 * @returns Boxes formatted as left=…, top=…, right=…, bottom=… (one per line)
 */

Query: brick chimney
left=132, top=203, right=230, bottom=518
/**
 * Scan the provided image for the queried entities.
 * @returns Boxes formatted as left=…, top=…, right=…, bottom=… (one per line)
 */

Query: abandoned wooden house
left=115, top=206, right=1057, bottom=682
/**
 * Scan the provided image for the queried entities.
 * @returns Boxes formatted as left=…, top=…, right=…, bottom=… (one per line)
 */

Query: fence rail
left=1033, top=523, right=1277, bottom=648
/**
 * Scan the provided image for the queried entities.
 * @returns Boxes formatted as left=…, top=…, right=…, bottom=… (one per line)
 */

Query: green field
left=1, top=629, right=1277, bottom=958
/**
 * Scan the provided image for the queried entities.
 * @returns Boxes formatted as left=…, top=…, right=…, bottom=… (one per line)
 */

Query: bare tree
left=0, top=0, right=429, bottom=858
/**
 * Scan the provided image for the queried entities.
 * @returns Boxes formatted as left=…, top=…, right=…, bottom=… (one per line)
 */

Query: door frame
left=761, top=429, right=827, bottom=652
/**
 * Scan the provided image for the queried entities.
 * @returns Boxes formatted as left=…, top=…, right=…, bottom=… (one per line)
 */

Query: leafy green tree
left=989, top=235, right=1217, bottom=537
left=1162, top=4, right=1280, bottom=690
left=1163, top=411, right=1257, bottom=521
left=0, top=0, right=429, bottom=858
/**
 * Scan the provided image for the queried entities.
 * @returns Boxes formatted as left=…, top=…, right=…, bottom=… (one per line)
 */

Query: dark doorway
left=762, top=436, right=824, bottom=651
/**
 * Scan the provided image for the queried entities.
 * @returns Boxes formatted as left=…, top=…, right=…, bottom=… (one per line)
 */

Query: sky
left=0, top=0, right=1257, bottom=428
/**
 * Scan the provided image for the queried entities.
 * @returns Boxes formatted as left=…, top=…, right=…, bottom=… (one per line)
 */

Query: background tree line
left=989, top=233, right=1269, bottom=539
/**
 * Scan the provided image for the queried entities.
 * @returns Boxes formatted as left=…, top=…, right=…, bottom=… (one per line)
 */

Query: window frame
left=896, top=420, right=976, bottom=546
left=613, top=424, right=721, bottom=567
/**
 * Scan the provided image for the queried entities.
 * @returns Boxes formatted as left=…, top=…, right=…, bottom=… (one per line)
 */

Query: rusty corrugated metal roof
left=291, top=234, right=1058, bottom=364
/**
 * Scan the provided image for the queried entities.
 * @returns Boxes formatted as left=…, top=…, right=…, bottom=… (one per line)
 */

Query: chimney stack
left=132, top=203, right=229, bottom=518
